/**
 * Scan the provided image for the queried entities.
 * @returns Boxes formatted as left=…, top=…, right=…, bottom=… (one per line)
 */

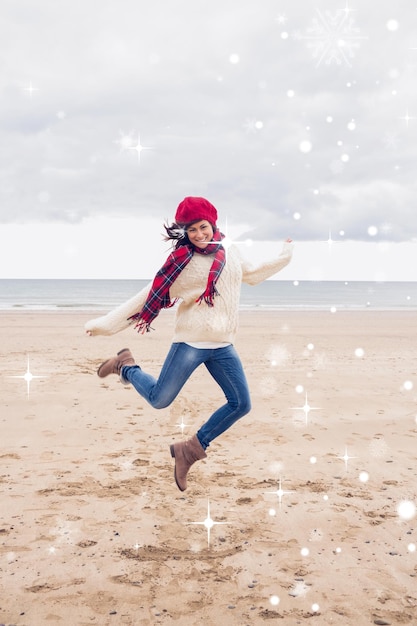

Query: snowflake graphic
left=293, top=6, right=368, bottom=68
left=368, top=437, right=389, bottom=458
left=259, top=374, right=278, bottom=398
left=289, top=580, right=310, bottom=597
left=329, top=159, right=345, bottom=174
left=243, top=118, right=263, bottom=133
left=312, top=351, right=329, bottom=371
left=379, top=222, right=393, bottom=236
left=382, top=132, right=399, bottom=150
left=266, top=344, right=290, bottom=367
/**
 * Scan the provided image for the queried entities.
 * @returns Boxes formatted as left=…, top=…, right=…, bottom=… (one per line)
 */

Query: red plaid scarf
left=128, top=230, right=226, bottom=333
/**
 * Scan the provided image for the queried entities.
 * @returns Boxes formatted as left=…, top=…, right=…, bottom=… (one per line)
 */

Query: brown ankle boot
left=170, top=434, right=207, bottom=491
left=97, top=348, right=135, bottom=381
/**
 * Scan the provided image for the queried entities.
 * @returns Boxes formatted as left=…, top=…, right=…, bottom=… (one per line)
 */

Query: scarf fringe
left=128, top=297, right=179, bottom=333
left=127, top=315, right=153, bottom=334
left=196, top=285, right=219, bottom=307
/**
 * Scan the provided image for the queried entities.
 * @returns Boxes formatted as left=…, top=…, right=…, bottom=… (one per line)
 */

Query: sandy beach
left=1, top=309, right=416, bottom=626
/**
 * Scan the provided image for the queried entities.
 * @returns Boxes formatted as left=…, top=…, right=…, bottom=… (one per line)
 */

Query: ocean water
left=0, top=279, right=416, bottom=311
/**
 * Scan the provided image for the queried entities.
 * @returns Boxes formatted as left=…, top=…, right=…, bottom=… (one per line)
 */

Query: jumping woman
left=85, top=197, right=293, bottom=491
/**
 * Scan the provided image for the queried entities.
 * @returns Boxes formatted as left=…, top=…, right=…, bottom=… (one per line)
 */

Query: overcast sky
left=1, top=0, right=416, bottom=279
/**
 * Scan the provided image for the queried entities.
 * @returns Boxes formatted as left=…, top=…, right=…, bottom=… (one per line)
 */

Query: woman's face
left=186, top=220, right=214, bottom=249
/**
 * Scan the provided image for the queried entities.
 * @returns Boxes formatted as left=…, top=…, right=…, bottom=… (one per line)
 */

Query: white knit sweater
left=85, top=242, right=293, bottom=343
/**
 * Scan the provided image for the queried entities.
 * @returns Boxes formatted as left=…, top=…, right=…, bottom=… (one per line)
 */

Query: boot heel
left=170, top=444, right=175, bottom=458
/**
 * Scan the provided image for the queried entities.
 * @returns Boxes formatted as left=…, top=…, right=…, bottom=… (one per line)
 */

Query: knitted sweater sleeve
left=240, top=241, right=294, bottom=285
left=84, top=282, right=152, bottom=336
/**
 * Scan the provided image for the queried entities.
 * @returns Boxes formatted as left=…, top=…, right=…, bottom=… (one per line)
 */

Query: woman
left=85, top=197, right=293, bottom=491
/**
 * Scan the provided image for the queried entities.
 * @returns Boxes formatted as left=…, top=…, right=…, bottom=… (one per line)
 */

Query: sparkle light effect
left=23, top=80, right=39, bottom=98
left=293, top=4, right=367, bottom=68
left=128, top=133, right=152, bottom=164
left=265, top=477, right=295, bottom=508
left=291, top=392, right=321, bottom=425
left=9, top=356, right=47, bottom=398
left=269, top=595, right=280, bottom=606
left=321, top=229, right=343, bottom=253
left=325, top=230, right=334, bottom=252
left=220, top=217, right=255, bottom=258
left=176, top=416, right=189, bottom=434
left=399, top=107, right=416, bottom=127
left=408, top=543, right=416, bottom=553
left=188, top=500, right=228, bottom=548
left=338, top=446, right=357, bottom=470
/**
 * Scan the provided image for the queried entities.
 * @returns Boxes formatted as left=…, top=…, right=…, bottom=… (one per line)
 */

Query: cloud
left=0, top=0, right=416, bottom=241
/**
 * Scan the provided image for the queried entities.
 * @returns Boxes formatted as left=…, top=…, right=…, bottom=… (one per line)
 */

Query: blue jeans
left=121, top=343, right=251, bottom=449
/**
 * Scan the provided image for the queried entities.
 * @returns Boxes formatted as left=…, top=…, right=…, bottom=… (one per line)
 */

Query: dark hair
left=163, top=221, right=216, bottom=250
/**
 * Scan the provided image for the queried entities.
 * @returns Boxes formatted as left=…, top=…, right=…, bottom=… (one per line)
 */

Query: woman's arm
left=240, top=239, right=294, bottom=286
left=85, top=282, right=152, bottom=336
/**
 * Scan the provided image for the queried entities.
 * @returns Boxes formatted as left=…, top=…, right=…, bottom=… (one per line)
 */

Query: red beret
left=175, top=197, right=218, bottom=226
